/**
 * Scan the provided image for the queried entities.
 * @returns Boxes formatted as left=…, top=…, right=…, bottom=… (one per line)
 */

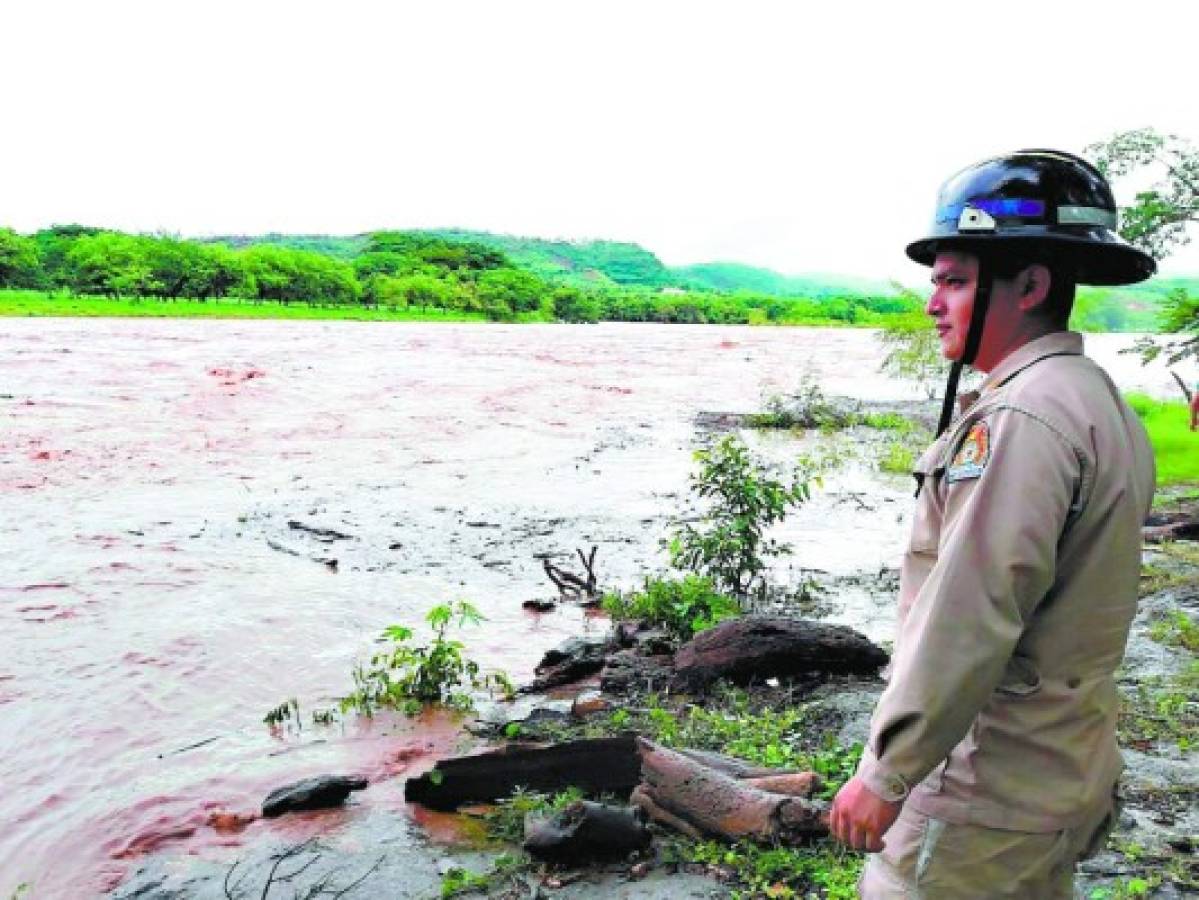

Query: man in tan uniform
left=829, top=150, right=1157, bottom=898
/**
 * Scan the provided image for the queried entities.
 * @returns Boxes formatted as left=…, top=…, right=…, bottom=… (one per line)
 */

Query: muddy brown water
left=0, top=319, right=1189, bottom=897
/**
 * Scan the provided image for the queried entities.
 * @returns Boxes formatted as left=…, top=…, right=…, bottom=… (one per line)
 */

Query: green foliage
left=0, top=229, right=40, bottom=287
left=1088, top=129, right=1198, bottom=361
left=1124, top=392, right=1199, bottom=485
left=748, top=379, right=858, bottom=431
left=860, top=412, right=915, bottom=432
left=1087, top=876, right=1158, bottom=899
left=340, top=601, right=514, bottom=717
left=686, top=839, right=864, bottom=900
left=550, top=285, right=602, bottom=323
left=475, top=268, right=550, bottom=320
left=483, top=787, right=585, bottom=844
left=1118, top=660, right=1199, bottom=752
left=601, top=575, right=741, bottom=641
left=875, top=286, right=945, bottom=398
left=877, top=441, right=915, bottom=474
left=1149, top=610, right=1199, bottom=652
left=439, top=867, right=490, bottom=898
left=669, top=436, right=814, bottom=598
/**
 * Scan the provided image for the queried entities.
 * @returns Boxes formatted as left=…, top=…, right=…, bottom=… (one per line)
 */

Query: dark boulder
left=672, top=615, right=888, bottom=690
left=261, top=774, right=368, bottom=818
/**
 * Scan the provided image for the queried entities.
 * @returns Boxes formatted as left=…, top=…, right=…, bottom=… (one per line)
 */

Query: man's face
left=926, top=251, right=979, bottom=361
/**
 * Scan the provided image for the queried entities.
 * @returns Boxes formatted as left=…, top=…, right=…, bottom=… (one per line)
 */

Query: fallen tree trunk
left=673, top=615, right=888, bottom=690
left=404, top=736, right=641, bottom=811
left=634, top=739, right=827, bottom=844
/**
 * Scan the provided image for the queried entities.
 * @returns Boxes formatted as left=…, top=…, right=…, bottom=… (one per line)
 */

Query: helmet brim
left=905, top=231, right=1156, bottom=286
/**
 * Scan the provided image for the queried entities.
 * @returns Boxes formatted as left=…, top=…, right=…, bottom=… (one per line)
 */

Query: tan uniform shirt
left=856, top=331, right=1155, bottom=832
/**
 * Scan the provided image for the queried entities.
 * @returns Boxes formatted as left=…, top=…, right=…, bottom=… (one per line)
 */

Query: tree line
left=0, top=225, right=919, bottom=325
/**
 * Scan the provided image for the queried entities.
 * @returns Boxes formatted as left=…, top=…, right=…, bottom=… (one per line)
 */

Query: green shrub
left=601, top=575, right=741, bottom=641
left=341, top=600, right=513, bottom=717
left=878, top=441, right=915, bottom=474
left=669, top=436, right=814, bottom=598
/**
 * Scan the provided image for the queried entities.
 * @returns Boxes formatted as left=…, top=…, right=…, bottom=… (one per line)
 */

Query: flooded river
left=0, top=319, right=1189, bottom=897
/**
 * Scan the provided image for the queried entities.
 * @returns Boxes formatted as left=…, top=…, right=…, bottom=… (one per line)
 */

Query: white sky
left=2, top=0, right=1197, bottom=282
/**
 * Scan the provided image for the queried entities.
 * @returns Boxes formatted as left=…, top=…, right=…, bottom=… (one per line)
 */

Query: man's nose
left=925, top=288, right=943, bottom=317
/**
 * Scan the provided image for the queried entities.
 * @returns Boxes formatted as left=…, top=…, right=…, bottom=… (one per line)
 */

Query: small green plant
left=669, top=436, right=814, bottom=599
left=748, top=378, right=858, bottom=431
left=439, top=867, right=490, bottom=898
left=861, top=411, right=916, bottom=432
left=483, top=787, right=585, bottom=844
left=1088, top=875, right=1159, bottom=898
left=1118, top=660, right=1199, bottom=751
left=1149, top=609, right=1199, bottom=652
left=687, top=838, right=863, bottom=899
left=341, top=600, right=514, bottom=717
left=601, top=575, right=741, bottom=640
left=878, top=441, right=915, bottom=474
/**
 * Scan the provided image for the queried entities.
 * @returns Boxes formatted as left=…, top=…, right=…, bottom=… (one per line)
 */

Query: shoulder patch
left=945, top=420, right=991, bottom=484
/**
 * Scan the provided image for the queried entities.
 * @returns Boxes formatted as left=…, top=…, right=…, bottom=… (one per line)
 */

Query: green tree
left=669, top=435, right=813, bottom=600
left=66, top=232, right=155, bottom=298
left=876, top=284, right=945, bottom=398
left=0, top=229, right=40, bottom=287
left=551, top=286, right=602, bottom=323
left=1087, top=129, right=1198, bottom=363
left=476, top=268, right=548, bottom=318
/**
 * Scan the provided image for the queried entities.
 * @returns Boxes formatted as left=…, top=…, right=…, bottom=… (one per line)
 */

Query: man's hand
left=828, top=775, right=902, bottom=852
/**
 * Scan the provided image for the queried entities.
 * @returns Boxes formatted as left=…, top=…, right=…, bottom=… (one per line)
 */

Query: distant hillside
left=430, top=230, right=675, bottom=288
left=204, top=233, right=366, bottom=260
left=197, top=229, right=1197, bottom=331
left=674, top=262, right=897, bottom=298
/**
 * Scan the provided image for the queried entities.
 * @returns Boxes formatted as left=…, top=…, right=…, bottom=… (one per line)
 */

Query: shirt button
left=1067, top=676, right=1081, bottom=689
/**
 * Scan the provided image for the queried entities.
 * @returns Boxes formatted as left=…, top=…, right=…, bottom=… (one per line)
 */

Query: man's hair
left=987, top=247, right=1076, bottom=329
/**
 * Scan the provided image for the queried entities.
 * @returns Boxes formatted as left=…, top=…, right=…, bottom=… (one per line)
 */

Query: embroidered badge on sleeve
left=945, top=420, right=991, bottom=484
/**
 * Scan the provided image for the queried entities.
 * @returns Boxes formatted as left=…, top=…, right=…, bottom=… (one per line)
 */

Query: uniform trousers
left=858, top=793, right=1118, bottom=899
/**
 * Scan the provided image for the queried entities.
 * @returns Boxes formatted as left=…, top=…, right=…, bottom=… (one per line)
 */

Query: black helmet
left=906, top=149, right=1155, bottom=286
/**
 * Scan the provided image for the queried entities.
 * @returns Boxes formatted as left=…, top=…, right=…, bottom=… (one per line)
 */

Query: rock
left=523, top=634, right=614, bottom=692
left=571, top=690, right=612, bottom=718
left=599, top=650, right=675, bottom=694
left=614, top=622, right=676, bottom=655
left=523, top=800, right=651, bottom=863
left=261, top=774, right=368, bottom=818
left=672, top=615, right=888, bottom=690
left=522, top=598, right=557, bottom=612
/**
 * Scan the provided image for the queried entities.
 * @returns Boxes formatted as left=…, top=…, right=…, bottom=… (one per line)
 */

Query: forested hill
left=202, top=230, right=896, bottom=297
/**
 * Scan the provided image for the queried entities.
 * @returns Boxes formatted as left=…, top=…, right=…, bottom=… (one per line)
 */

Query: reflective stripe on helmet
left=1057, top=206, right=1119, bottom=228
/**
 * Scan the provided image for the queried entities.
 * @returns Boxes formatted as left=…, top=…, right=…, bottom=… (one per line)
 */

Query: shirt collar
left=981, top=331, right=1084, bottom=394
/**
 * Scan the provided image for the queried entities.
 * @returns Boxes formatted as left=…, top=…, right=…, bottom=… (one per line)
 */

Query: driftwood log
left=1143, top=512, right=1199, bottom=543
left=524, top=800, right=651, bottom=863
left=673, top=615, right=888, bottom=690
left=633, top=739, right=827, bottom=844
left=542, top=546, right=599, bottom=601
left=404, top=736, right=641, bottom=811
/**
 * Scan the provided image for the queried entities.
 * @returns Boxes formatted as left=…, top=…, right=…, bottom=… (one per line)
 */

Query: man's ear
left=1017, top=264, right=1052, bottom=313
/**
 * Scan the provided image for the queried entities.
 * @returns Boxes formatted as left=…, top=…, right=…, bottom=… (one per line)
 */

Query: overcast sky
left=3, top=0, right=1196, bottom=282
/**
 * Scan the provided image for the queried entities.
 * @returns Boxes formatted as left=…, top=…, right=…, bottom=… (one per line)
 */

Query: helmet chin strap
left=935, top=261, right=993, bottom=438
